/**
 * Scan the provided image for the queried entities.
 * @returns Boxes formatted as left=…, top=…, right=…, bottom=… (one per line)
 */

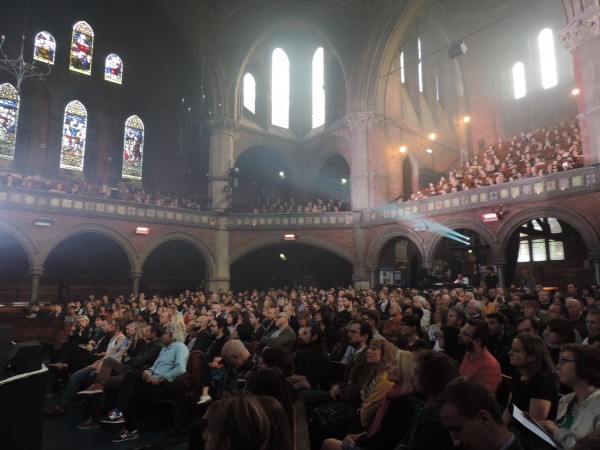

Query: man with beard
left=485, top=312, right=512, bottom=374
left=301, top=319, right=372, bottom=410
left=289, top=324, right=332, bottom=391
left=191, top=315, right=212, bottom=352
left=458, top=319, right=501, bottom=393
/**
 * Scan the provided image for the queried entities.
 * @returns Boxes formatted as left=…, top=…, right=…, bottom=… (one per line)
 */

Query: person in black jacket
left=289, top=324, right=331, bottom=391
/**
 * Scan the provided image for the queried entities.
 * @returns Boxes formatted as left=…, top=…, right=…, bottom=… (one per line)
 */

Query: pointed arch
left=69, top=21, right=94, bottom=75
left=105, top=53, right=123, bottom=84
left=366, top=226, right=425, bottom=269
left=122, top=115, right=144, bottom=180
left=0, top=83, right=20, bottom=161
left=33, top=31, right=56, bottom=65
left=60, top=100, right=88, bottom=171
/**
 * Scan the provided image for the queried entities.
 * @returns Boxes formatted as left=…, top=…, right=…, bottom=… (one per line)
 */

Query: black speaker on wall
left=448, top=41, right=467, bottom=58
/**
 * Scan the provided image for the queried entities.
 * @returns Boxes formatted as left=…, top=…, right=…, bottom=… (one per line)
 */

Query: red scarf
left=368, top=383, right=405, bottom=435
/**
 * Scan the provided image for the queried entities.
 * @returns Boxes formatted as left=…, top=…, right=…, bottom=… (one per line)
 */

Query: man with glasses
left=260, top=311, right=296, bottom=353
left=458, top=319, right=501, bottom=392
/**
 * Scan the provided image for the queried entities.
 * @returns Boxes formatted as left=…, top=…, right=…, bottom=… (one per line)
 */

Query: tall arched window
left=60, top=100, right=87, bottom=171
left=517, top=218, right=565, bottom=262
left=243, top=73, right=256, bottom=114
left=513, top=62, right=526, bottom=99
left=538, top=28, right=558, bottom=89
left=33, top=31, right=56, bottom=65
left=417, top=37, right=423, bottom=93
left=69, top=21, right=94, bottom=75
left=312, top=47, right=325, bottom=128
left=122, top=115, right=144, bottom=180
left=400, top=51, right=405, bottom=84
left=271, top=48, right=289, bottom=129
left=105, top=54, right=123, bottom=84
left=0, top=83, right=20, bottom=161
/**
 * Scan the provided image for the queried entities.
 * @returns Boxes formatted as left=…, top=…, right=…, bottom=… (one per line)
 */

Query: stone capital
left=560, top=6, right=600, bottom=52
left=208, top=118, right=239, bottom=137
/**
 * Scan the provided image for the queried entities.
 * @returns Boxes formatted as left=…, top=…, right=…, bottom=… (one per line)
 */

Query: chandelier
left=0, top=34, right=50, bottom=92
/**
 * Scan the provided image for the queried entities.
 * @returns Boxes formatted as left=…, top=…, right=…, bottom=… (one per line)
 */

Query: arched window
left=538, top=28, right=558, bottom=89
left=312, top=47, right=325, bottom=128
left=69, top=21, right=94, bottom=75
left=105, top=54, right=123, bottom=84
left=517, top=218, right=565, bottom=262
left=513, top=62, right=526, bottom=99
left=400, top=51, right=405, bottom=84
left=122, top=115, right=144, bottom=180
left=33, top=31, right=56, bottom=65
left=0, top=83, right=20, bottom=161
left=243, top=73, right=256, bottom=114
left=60, top=100, right=87, bottom=171
left=271, top=48, right=289, bottom=129
left=417, top=38, right=423, bottom=93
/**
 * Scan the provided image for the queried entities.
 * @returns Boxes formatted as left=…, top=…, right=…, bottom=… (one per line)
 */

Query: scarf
left=368, top=383, right=406, bottom=435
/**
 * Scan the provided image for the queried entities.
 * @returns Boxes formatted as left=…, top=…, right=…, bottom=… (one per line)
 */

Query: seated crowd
left=38, top=279, right=600, bottom=449
left=407, top=119, right=584, bottom=200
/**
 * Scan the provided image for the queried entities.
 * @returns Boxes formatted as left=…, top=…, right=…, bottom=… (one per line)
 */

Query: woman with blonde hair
left=322, top=349, right=419, bottom=450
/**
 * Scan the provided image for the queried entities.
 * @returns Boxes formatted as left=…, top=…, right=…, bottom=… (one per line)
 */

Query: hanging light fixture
left=0, top=1, right=51, bottom=92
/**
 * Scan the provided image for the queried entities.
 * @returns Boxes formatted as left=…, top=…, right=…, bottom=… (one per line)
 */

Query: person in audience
left=503, top=334, right=558, bottom=423
left=567, top=298, right=589, bottom=339
left=197, top=316, right=230, bottom=404
left=201, top=394, right=271, bottom=450
left=289, top=324, right=331, bottom=391
left=546, top=317, right=577, bottom=364
left=436, top=325, right=464, bottom=363
left=458, top=319, right=502, bottom=393
left=260, top=345, right=295, bottom=377
left=436, top=377, right=524, bottom=450
left=382, top=300, right=403, bottom=342
left=515, top=316, right=539, bottom=336
left=396, top=350, right=459, bottom=450
left=247, top=368, right=296, bottom=432
left=104, top=323, right=188, bottom=442
left=255, top=395, right=295, bottom=450
left=485, top=312, right=512, bottom=374
left=447, top=306, right=467, bottom=329
left=396, top=314, right=429, bottom=352
left=539, top=344, right=600, bottom=450
left=219, top=339, right=262, bottom=395
left=191, top=315, right=212, bottom=352
left=260, top=311, right=296, bottom=353
left=321, top=349, right=418, bottom=450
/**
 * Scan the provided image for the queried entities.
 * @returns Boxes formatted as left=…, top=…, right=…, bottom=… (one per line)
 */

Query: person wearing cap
left=396, top=314, right=429, bottom=352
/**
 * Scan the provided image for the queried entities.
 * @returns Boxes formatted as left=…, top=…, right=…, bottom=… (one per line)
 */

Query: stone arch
left=230, top=235, right=353, bottom=265
left=366, top=225, right=424, bottom=270
left=138, top=231, right=216, bottom=279
left=424, top=218, right=498, bottom=264
left=496, top=205, right=600, bottom=258
left=304, top=136, right=352, bottom=186
left=0, top=217, right=38, bottom=268
left=38, top=223, right=137, bottom=271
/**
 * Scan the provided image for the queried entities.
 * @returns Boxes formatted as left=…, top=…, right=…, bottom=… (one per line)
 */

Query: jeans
left=59, top=366, right=94, bottom=409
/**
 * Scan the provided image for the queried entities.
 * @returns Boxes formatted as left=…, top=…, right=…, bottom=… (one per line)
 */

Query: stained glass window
left=104, top=54, right=123, bottom=84
left=271, top=48, right=289, bottom=129
left=33, top=31, right=56, bottom=65
left=312, top=47, right=325, bottom=128
left=243, top=73, right=256, bottom=114
left=60, top=100, right=87, bottom=171
left=0, top=83, right=19, bottom=161
left=122, top=115, right=144, bottom=180
left=69, top=21, right=94, bottom=75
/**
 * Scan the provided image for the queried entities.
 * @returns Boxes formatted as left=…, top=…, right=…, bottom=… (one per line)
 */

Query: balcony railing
left=1, top=166, right=597, bottom=230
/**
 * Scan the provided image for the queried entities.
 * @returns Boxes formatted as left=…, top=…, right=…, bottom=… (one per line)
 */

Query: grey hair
left=164, top=323, right=186, bottom=342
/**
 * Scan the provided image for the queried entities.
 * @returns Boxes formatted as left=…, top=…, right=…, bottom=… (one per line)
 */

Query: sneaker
left=197, top=395, right=212, bottom=405
left=78, top=383, right=104, bottom=395
left=112, top=428, right=139, bottom=442
left=100, top=408, right=124, bottom=424
left=77, top=418, right=100, bottom=430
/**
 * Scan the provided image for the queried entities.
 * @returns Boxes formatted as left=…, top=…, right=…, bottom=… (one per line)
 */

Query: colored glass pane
left=60, top=100, right=87, bottom=171
left=0, top=83, right=19, bottom=161
left=105, top=54, right=123, bottom=84
left=69, top=21, right=94, bottom=75
left=33, top=31, right=56, bottom=65
left=122, top=115, right=144, bottom=180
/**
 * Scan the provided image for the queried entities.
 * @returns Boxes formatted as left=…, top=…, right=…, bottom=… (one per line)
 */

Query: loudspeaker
left=1, top=341, right=43, bottom=379
left=448, top=41, right=467, bottom=58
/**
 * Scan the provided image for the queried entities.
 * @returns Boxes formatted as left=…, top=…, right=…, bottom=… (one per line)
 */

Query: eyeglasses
left=460, top=329, right=475, bottom=339
left=558, top=358, right=576, bottom=365
left=348, top=329, right=361, bottom=334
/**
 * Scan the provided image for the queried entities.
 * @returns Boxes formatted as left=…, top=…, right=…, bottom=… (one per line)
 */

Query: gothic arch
left=424, top=218, right=498, bottom=264
left=304, top=135, right=352, bottom=184
left=230, top=235, right=353, bottom=265
left=496, top=205, right=600, bottom=258
left=38, top=223, right=137, bottom=271
left=366, top=225, right=424, bottom=269
left=138, top=231, right=216, bottom=278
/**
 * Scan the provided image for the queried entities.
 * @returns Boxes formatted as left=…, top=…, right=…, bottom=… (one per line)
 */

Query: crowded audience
left=36, top=277, right=600, bottom=448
